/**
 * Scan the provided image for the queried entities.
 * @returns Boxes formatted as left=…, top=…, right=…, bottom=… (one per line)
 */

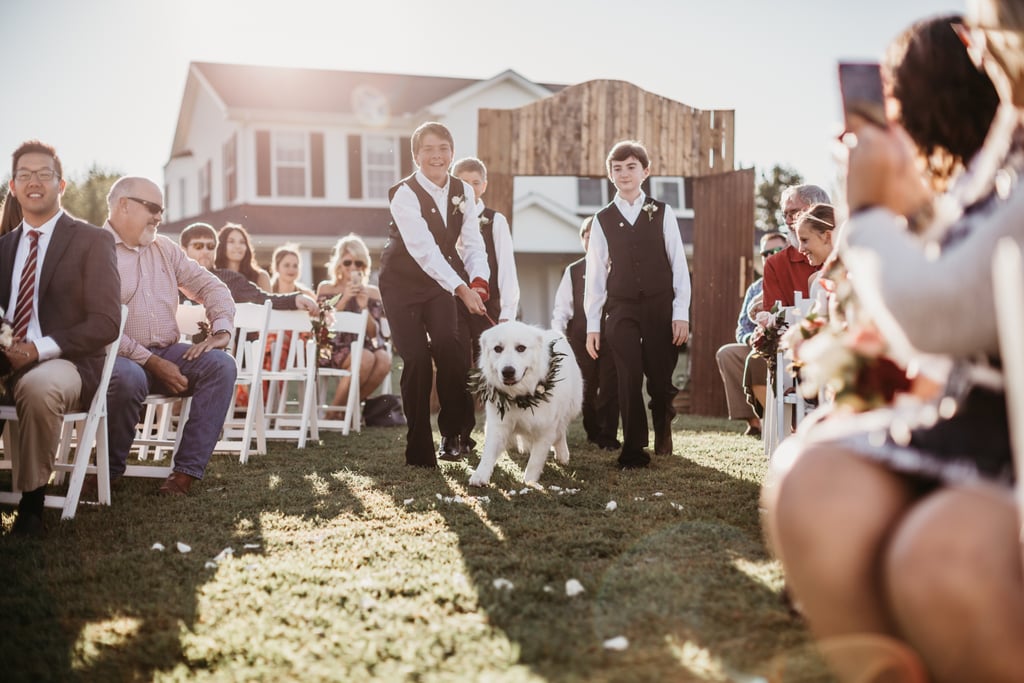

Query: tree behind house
left=62, top=165, right=121, bottom=226
left=755, top=164, right=803, bottom=233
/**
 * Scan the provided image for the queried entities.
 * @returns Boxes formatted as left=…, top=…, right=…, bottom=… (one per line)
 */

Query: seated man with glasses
left=762, top=184, right=830, bottom=309
left=715, top=231, right=789, bottom=437
left=102, top=177, right=237, bottom=496
left=178, top=223, right=317, bottom=313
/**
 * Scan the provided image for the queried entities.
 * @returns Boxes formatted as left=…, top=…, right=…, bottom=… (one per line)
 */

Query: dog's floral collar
left=468, top=339, right=565, bottom=419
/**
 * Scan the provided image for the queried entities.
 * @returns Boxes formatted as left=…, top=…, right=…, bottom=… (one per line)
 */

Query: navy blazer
left=0, top=212, right=121, bottom=403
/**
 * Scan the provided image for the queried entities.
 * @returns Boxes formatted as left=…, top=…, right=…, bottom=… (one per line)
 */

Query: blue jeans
left=107, top=345, right=237, bottom=479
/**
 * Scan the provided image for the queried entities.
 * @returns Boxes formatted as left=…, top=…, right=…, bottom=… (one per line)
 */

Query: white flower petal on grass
left=492, top=578, right=514, bottom=591
left=519, top=488, right=531, bottom=495
left=670, top=502, right=684, bottom=511
left=605, top=501, right=618, bottom=512
left=565, top=579, right=585, bottom=597
left=633, top=496, right=645, bottom=501
left=213, top=547, right=234, bottom=562
left=543, top=585, right=554, bottom=593
left=436, top=493, right=443, bottom=500
left=403, top=498, right=414, bottom=505
left=603, top=636, right=629, bottom=651
left=243, top=543, right=260, bottom=549
left=508, top=490, right=517, bottom=496
left=548, top=485, right=562, bottom=492
left=204, top=561, right=218, bottom=569
left=653, top=492, right=664, bottom=497
left=151, top=542, right=165, bottom=552
left=476, top=496, right=490, bottom=504
left=176, top=542, right=191, bottom=554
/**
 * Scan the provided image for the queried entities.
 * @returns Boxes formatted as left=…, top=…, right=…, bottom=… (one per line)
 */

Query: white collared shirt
left=389, top=170, right=489, bottom=293
left=473, top=199, right=520, bottom=320
left=551, top=264, right=575, bottom=333
left=7, top=210, right=64, bottom=360
left=583, top=190, right=691, bottom=333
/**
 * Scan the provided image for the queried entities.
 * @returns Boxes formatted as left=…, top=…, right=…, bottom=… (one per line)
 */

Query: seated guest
left=715, top=231, right=787, bottom=436
left=762, top=7, right=1022, bottom=681
left=316, top=234, right=392, bottom=407
left=270, top=244, right=315, bottom=298
left=180, top=223, right=316, bottom=312
left=762, top=184, right=830, bottom=309
left=0, top=140, right=120, bottom=537
left=792, top=204, right=836, bottom=307
left=215, top=222, right=271, bottom=291
left=104, top=177, right=237, bottom=496
left=552, top=216, right=619, bottom=450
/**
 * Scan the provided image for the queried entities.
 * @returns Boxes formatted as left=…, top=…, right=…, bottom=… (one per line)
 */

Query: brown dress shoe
left=158, top=472, right=195, bottom=496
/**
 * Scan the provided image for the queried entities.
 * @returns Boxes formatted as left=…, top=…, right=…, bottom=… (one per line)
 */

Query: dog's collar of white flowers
left=468, top=339, right=565, bottom=419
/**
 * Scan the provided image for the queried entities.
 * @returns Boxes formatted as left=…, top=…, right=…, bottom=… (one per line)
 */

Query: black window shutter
left=347, top=134, right=362, bottom=200
left=310, top=132, right=325, bottom=198
left=400, top=137, right=412, bottom=178
left=256, top=130, right=271, bottom=197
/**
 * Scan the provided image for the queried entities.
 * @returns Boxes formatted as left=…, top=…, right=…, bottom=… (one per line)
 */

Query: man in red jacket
left=762, top=184, right=830, bottom=308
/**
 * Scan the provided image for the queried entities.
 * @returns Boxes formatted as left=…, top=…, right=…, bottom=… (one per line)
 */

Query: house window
left=363, top=135, right=400, bottom=199
left=274, top=131, right=308, bottom=197
left=223, top=134, right=237, bottom=204
left=650, top=177, right=693, bottom=215
left=577, top=177, right=608, bottom=207
left=199, top=160, right=211, bottom=213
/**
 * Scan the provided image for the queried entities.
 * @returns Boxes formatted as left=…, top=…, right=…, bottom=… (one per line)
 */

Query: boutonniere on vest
left=467, top=340, right=565, bottom=419
left=642, top=201, right=659, bottom=221
left=452, top=195, right=467, bottom=215
left=479, top=214, right=491, bottom=226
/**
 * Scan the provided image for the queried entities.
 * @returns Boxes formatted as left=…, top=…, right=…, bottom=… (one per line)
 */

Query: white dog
left=468, top=321, right=583, bottom=487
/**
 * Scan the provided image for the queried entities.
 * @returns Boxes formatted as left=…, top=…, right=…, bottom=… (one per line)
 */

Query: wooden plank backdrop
left=477, top=79, right=747, bottom=416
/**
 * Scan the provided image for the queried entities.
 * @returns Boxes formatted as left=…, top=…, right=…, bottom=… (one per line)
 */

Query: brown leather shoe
left=158, top=472, right=195, bottom=496
left=654, top=407, right=676, bottom=455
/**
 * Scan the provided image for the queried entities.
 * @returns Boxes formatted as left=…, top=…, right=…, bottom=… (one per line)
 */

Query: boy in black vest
left=584, top=140, right=691, bottom=468
left=552, top=216, right=620, bottom=450
left=452, top=157, right=520, bottom=364
left=379, top=122, right=490, bottom=467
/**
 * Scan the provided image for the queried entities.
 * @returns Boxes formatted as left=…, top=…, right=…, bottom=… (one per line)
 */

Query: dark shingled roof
left=195, top=62, right=480, bottom=115
left=160, top=204, right=392, bottom=242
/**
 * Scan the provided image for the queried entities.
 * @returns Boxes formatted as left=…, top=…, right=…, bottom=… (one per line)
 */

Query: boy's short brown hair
left=452, top=156, right=486, bottom=179
left=605, top=140, right=650, bottom=174
left=579, top=215, right=594, bottom=240
left=411, top=122, right=454, bottom=156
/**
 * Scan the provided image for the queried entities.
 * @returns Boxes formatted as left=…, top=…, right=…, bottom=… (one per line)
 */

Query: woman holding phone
left=763, top=5, right=1024, bottom=682
left=316, top=234, right=392, bottom=411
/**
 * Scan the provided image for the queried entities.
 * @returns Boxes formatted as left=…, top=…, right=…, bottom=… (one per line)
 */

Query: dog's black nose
left=501, top=366, right=516, bottom=380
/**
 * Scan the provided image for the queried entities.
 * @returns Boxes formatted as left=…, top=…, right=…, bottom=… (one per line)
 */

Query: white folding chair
left=125, top=303, right=207, bottom=476
left=764, top=293, right=814, bottom=458
left=262, top=308, right=319, bottom=447
left=214, top=300, right=271, bottom=463
left=316, top=309, right=368, bottom=434
left=0, top=305, right=127, bottom=519
left=993, top=238, right=1024, bottom=516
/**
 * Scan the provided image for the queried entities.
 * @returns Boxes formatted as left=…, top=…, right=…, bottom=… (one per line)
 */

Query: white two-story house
left=162, top=62, right=694, bottom=325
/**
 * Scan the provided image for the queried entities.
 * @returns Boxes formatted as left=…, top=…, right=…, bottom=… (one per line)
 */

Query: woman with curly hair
left=215, top=223, right=271, bottom=291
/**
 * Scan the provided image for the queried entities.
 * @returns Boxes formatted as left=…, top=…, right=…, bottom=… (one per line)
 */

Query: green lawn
left=0, top=416, right=828, bottom=682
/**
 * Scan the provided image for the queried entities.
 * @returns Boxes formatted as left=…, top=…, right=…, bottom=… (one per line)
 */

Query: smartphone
left=350, top=270, right=363, bottom=285
left=838, top=62, right=887, bottom=131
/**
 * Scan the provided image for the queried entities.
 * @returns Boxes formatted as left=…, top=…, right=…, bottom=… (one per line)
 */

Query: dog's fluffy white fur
left=468, top=321, right=583, bottom=487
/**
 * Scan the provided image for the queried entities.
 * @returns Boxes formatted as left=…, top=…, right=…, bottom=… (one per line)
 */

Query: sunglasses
left=189, top=240, right=216, bottom=250
left=342, top=259, right=366, bottom=268
left=127, top=196, right=164, bottom=215
left=760, top=246, right=785, bottom=258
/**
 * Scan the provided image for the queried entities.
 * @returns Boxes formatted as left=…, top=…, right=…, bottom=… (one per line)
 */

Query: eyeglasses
left=14, top=168, right=59, bottom=183
left=760, top=246, right=785, bottom=258
left=189, top=240, right=216, bottom=250
left=127, top=196, right=164, bottom=215
left=341, top=259, right=366, bottom=268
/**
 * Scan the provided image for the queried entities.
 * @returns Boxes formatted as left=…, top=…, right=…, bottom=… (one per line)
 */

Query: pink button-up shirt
left=103, top=223, right=234, bottom=364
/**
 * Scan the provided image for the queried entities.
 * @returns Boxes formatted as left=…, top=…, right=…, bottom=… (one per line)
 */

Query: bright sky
left=2, top=0, right=962, bottom=190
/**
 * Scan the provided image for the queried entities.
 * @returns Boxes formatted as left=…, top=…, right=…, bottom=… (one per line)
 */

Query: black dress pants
left=568, top=330, right=619, bottom=443
left=380, top=289, right=473, bottom=466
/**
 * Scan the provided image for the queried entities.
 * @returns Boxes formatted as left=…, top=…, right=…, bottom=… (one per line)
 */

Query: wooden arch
left=478, top=79, right=755, bottom=416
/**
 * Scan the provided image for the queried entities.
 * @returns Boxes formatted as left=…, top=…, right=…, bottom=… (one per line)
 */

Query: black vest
left=597, top=198, right=673, bottom=299
left=479, top=207, right=501, bottom=320
left=380, top=174, right=469, bottom=302
left=565, top=257, right=587, bottom=341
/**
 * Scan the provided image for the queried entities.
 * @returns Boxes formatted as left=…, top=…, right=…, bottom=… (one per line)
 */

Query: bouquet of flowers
left=0, top=308, right=16, bottom=395
left=749, top=303, right=789, bottom=370
left=310, top=293, right=341, bottom=366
